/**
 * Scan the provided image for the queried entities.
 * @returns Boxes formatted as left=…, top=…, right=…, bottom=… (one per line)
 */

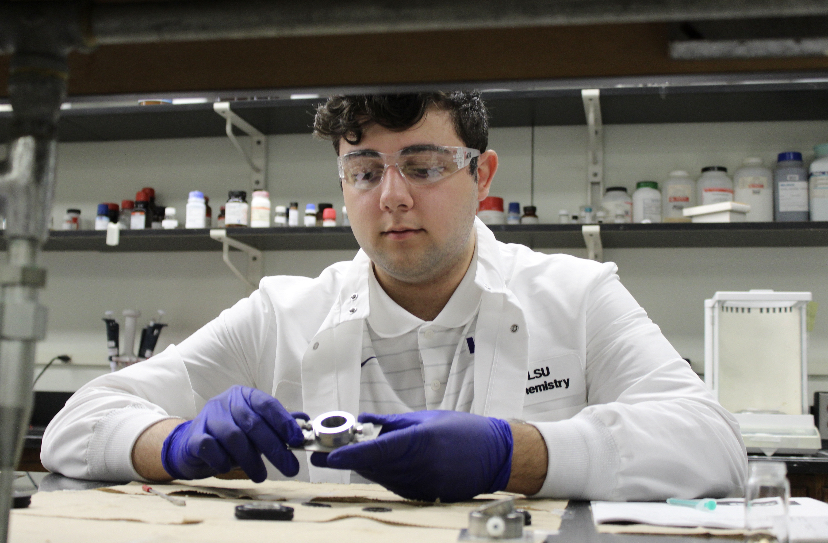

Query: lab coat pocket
left=522, top=352, right=587, bottom=421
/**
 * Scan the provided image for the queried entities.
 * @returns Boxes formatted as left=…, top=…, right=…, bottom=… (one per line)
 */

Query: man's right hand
left=160, top=385, right=307, bottom=483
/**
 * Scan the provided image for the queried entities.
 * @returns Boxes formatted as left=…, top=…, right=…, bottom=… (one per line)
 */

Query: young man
left=42, top=93, right=746, bottom=502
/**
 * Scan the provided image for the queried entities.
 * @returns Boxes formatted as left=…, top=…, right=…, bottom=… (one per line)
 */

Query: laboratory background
left=3, top=0, right=828, bottom=506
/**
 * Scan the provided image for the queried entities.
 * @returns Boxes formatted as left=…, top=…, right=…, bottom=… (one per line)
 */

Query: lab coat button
left=423, top=329, right=434, bottom=340
left=349, top=307, right=357, bottom=314
left=430, top=380, right=440, bottom=391
left=510, top=324, right=519, bottom=333
left=350, top=293, right=358, bottom=300
left=313, top=342, right=319, bottom=350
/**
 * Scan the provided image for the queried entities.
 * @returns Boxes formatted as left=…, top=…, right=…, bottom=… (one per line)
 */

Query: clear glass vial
left=744, top=462, right=790, bottom=543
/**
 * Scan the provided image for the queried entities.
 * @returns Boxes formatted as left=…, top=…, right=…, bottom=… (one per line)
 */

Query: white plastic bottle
left=733, top=157, right=773, bottom=222
left=161, top=207, right=179, bottom=229
left=810, top=143, right=828, bottom=221
left=304, top=204, right=317, bottom=226
left=774, top=152, right=809, bottom=222
left=273, top=205, right=287, bottom=227
left=185, top=191, right=207, bottom=229
left=697, top=166, right=733, bottom=205
left=632, top=181, right=661, bottom=223
left=250, top=190, right=271, bottom=228
left=601, top=186, right=632, bottom=223
left=661, top=170, right=694, bottom=222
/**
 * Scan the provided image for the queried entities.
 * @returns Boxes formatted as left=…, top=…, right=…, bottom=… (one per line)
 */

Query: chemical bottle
left=274, top=205, right=287, bottom=227
left=697, top=166, right=733, bottom=206
left=161, top=207, right=179, bottom=229
left=118, top=201, right=133, bottom=229
left=661, top=170, right=694, bottom=222
left=106, top=203, right=119, bottom=225
left=520, top=205, right=539, bottom=224
left=95, top=203, right=110, bottom=231
left=250, top=190, right=271, bottom=228
left=141, top=187, right=158, bottom=227
left=288, top=202, right=300, bottom=226
left=341, top=205, right=350, bottom=227
left=217, top=206, right=226, bottom=228
left=185, top=191, right=207, bottom=229
left=477, top=197, right=505, bottom=225
left=810, top=143, right=828, bottom=222
left=579, top=205, right=595, bottom=224
left=316, top=203, right=333, bottom=226
left=131, top=191, right=150, bottom=230
left=63, top=209, right=81, bottom=230
left=322, top=207, right=337, bottom=227
left=225, top=191, right=249, bottom=227
left=304, top=204, right=317, bottom=226
left=733, top=157, right=773, bottom=222
left=633, top=181, right=662, bottom=223
left=601, top=186, right=632, bottom=223
left=205, top=196, right=212, bottom=228
left=507, top=202, right=521, bottom=224
left=774, top=152, right=809, bottom=221
left=558, top=210, right=570, bottom=224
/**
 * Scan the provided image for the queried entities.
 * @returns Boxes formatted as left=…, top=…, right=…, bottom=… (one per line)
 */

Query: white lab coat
left=42, top=219, right=747, bottom=500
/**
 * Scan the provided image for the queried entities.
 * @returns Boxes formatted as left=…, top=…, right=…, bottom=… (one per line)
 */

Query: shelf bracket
left=581, top=89, right=604, bottom=210
left=582, top=224, right=603, bottom=262
left=213, top=102, right=268, bottom=193
left=209, top=229, right=263, bottom=294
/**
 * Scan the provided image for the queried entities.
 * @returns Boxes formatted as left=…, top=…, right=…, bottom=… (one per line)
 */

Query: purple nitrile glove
left=161, top=385, right=307, bottom=483
left=311, top=410, right=513, bottom=502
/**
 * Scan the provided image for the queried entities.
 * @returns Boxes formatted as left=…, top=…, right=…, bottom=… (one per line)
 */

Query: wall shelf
left=2, top=74, right=827, bottom=143
left=8, top=222, right=828, bottom=253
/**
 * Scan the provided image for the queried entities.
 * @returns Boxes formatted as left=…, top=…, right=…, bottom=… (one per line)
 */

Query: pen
left=142, top=484, right=186, bottom=506
left=666, top=498, right=717, bottom=511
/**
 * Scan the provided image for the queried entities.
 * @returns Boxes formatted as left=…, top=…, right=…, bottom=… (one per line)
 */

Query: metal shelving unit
left=2, top=73, right=828, bottom=142
left=9, top=222, right=828, bottom=253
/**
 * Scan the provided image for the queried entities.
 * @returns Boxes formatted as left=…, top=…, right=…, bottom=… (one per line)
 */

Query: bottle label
left=250, top=205, right=270, bottom=227
left=736, top=175, right=768, bottom=192
left=225, top=203, right=249, bottom=226
left=810, top=173, right=828, bottom=220
left=602, top=200, right=632, bottom=222
left=701, top=187, right=734, bottom=205
left=810, top=173, right=828, bottom=194
left=130, top=211, right=146, bottom=229
left=778, top=181, right=809, bottom=212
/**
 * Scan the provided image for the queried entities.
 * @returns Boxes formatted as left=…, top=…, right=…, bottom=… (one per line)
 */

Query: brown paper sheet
left=11, top=478, right=565, bottom=543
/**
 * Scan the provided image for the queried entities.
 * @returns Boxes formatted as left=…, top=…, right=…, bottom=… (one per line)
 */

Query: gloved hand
left=161, top=385, right=307, bottom=483
left=311, top=410, right=513, bottom=502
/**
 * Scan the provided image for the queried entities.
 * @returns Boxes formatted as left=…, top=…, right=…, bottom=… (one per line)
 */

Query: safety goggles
left=337, top=145, right=480, bottom=190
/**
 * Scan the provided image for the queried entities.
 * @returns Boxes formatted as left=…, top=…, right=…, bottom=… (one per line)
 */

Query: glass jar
left=225, top=190, right=249, bottom=227
left=745, top=462, right=790, bottom=543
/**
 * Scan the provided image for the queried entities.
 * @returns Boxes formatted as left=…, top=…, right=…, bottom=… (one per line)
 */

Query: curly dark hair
left=313, top=92, right=489, bottom=162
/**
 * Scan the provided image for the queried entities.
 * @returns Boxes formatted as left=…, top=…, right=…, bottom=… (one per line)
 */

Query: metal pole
left=0, top=13, right=68, bottom=539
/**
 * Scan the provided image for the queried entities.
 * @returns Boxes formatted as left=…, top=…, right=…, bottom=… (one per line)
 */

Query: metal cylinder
left=312, top=411, right=357, bottom=449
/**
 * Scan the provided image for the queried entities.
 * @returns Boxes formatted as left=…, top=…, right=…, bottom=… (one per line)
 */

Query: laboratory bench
left=3, top=473, right=731, bottom=543
left=16, top=391, right=828, bottom=502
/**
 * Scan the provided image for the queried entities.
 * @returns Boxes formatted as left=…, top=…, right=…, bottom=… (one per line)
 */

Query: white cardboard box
left=683, top=201, right=751, bottom=223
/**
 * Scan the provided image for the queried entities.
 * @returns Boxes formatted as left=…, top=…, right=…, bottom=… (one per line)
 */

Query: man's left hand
left=311, top=410, right=512, bottom=502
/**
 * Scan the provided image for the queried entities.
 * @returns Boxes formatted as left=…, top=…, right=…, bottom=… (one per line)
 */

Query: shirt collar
left=366, top=244, right=483, bottom=338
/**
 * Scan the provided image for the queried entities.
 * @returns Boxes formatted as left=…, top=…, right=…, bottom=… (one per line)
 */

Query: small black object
left=13, top=492, right=31, bottom=509
left=235, top=503, right=294, bottom=521
left=516, top=508, right=532, bottom=526
left=302, top=501, right=332, bottom=508
left=362, top=506, right=392, bottom=513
